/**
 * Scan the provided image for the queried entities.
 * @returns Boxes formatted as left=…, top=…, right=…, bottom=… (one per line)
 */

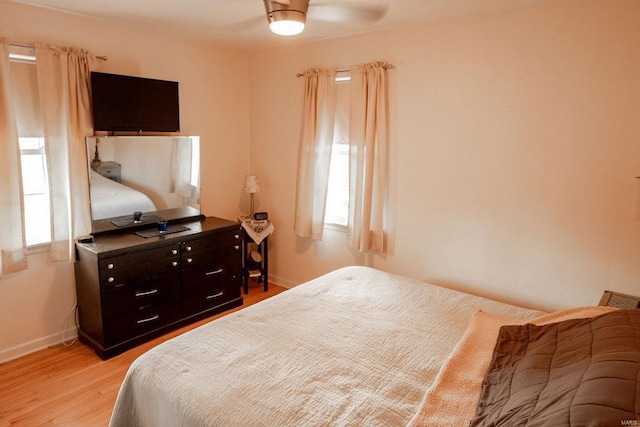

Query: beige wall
left=0, top=2, right=250, bottom=361
left=2, top=0, right=640, bottom=361
left=249, top=0, right=640, bottom=311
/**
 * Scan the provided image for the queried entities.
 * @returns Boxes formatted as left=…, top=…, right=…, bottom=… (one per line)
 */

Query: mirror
left=86, top=136, right=200, bottom=232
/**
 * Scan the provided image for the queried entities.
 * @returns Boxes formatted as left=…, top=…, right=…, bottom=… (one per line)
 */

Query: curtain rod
left=296, top=63, right=394, bottom=77
left=9, top=42, right=107, bottom=61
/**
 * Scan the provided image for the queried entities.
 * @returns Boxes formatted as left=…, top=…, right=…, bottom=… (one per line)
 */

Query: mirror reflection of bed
left=89, top=170, right=156, bottom=220
left=86, top=136, right=200, bottom=228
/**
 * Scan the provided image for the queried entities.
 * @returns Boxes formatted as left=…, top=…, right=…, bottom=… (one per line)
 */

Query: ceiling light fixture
left=264, top=0, right=309, bottom=36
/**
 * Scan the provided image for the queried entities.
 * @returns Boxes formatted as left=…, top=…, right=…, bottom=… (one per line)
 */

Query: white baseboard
left=268, top=274, right=298, bottom=289
left=0, top=327, right=78, bottom=364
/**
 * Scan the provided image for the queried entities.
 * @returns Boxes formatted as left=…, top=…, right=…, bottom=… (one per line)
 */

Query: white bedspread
left=110, top=266, right=544, bottom=427
left=90, top=170, right=157, bottom=220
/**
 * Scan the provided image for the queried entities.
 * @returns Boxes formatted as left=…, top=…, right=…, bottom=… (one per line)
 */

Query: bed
left=89, top=170, right=157, bottom=220
left=109, top=266, right=638, bottom=426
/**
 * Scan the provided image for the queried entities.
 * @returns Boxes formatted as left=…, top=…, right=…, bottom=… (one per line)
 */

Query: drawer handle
left=206, top=291, right=224, bottom=300
left=234, top=234, right=240, bottom=239
left=187, top=258, right=193, bottom=264
left=186, top=246, right=192, bottom=252
left=107, top=263, right=114, bottom=270
left=234, top=245, right=240, bottom=250
left=135, top=289, right=158, bottom=297
left=171, top=249, right=178, bottom=255
left=136, top=314, right=159, bottom=324
left=108, top=277, right=115, bottom=283
left=205, top=268, right=224, bottom=276
left=172, top=261, right=178, bottom=267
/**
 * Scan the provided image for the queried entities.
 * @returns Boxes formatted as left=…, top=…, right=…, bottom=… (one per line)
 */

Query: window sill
left=26, top=242, right=51, bottom=256
left=324, top=223, right=347, bottom=233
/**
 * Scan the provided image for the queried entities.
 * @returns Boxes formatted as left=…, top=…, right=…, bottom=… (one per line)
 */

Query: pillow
left=470, top=310, right=640, bottom=427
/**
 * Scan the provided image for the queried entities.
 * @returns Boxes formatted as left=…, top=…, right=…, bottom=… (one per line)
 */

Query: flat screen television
left=90, top=72, right=180, bottom=133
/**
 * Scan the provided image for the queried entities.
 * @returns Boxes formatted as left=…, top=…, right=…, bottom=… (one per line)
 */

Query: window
left=324, top=72, right=350, bottom=227
left=190, top=137, right=200, bottom=188
left=19, top=138, right=51, bottom=246
left=10, top=47, right=51, bottom=247
left=325, top=142, right=349, bottom=226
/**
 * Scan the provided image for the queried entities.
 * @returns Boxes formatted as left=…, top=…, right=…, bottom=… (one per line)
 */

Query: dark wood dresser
left=74, top=216, right=243, bottom=359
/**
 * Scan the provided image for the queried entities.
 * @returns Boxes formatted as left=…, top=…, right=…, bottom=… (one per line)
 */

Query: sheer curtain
left=35, top=44, right=93, bottom=262
left=294, top=68, right=337, bottom=240
left=0, top=39, right=27, bottom=275
left=348, top=62, right=391, bottom=252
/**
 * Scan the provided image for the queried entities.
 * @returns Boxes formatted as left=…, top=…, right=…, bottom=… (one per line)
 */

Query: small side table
left=239, top=217, right=274, bottom=294
left=93, top=161, right=121, bottom=183
left=242, top=234, right=268, bottom=294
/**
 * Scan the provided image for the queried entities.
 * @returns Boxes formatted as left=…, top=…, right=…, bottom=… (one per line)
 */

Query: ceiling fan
left=263, top=0, right=387, bottom=36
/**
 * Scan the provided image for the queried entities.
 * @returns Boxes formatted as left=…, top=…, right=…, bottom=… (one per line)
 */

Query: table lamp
left=244, top=175, right=260, bottom=215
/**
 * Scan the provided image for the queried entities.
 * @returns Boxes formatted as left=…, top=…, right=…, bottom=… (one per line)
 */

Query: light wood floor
left=0, top=283, right=287, bottom=426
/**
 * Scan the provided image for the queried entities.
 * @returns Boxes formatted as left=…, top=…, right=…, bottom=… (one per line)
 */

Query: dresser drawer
left=99, top=244, right=181, bottom=273
left=100, top=257, right=181, bottom=289
left=103, top=298, right=181, bottom=345
left=182, top=243, right=241, bottom=268
left=182, top=253, right=241, bottom=292
left=182, top=276, right=241, bottom=317
left=182, top=230, right=242, bottom=258
left=101, top=271, right=182, bottom=318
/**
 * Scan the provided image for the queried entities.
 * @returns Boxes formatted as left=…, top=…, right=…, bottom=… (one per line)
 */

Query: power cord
left=61, top=303, right=78, bottom=347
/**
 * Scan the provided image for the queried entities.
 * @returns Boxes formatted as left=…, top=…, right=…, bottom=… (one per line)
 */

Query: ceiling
left=10, top=0, right=576, bottom=49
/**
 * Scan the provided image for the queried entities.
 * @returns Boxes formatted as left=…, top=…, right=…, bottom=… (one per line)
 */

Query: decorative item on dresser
left=74, top=212, right=243, bottom=359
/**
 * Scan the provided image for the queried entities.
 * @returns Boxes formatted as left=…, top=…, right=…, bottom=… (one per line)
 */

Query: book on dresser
left=74, top=215, right=243, bottom=359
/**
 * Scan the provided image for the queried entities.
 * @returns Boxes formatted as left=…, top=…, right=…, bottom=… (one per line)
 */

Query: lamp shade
left=244, top=175, right=260, bottom=194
